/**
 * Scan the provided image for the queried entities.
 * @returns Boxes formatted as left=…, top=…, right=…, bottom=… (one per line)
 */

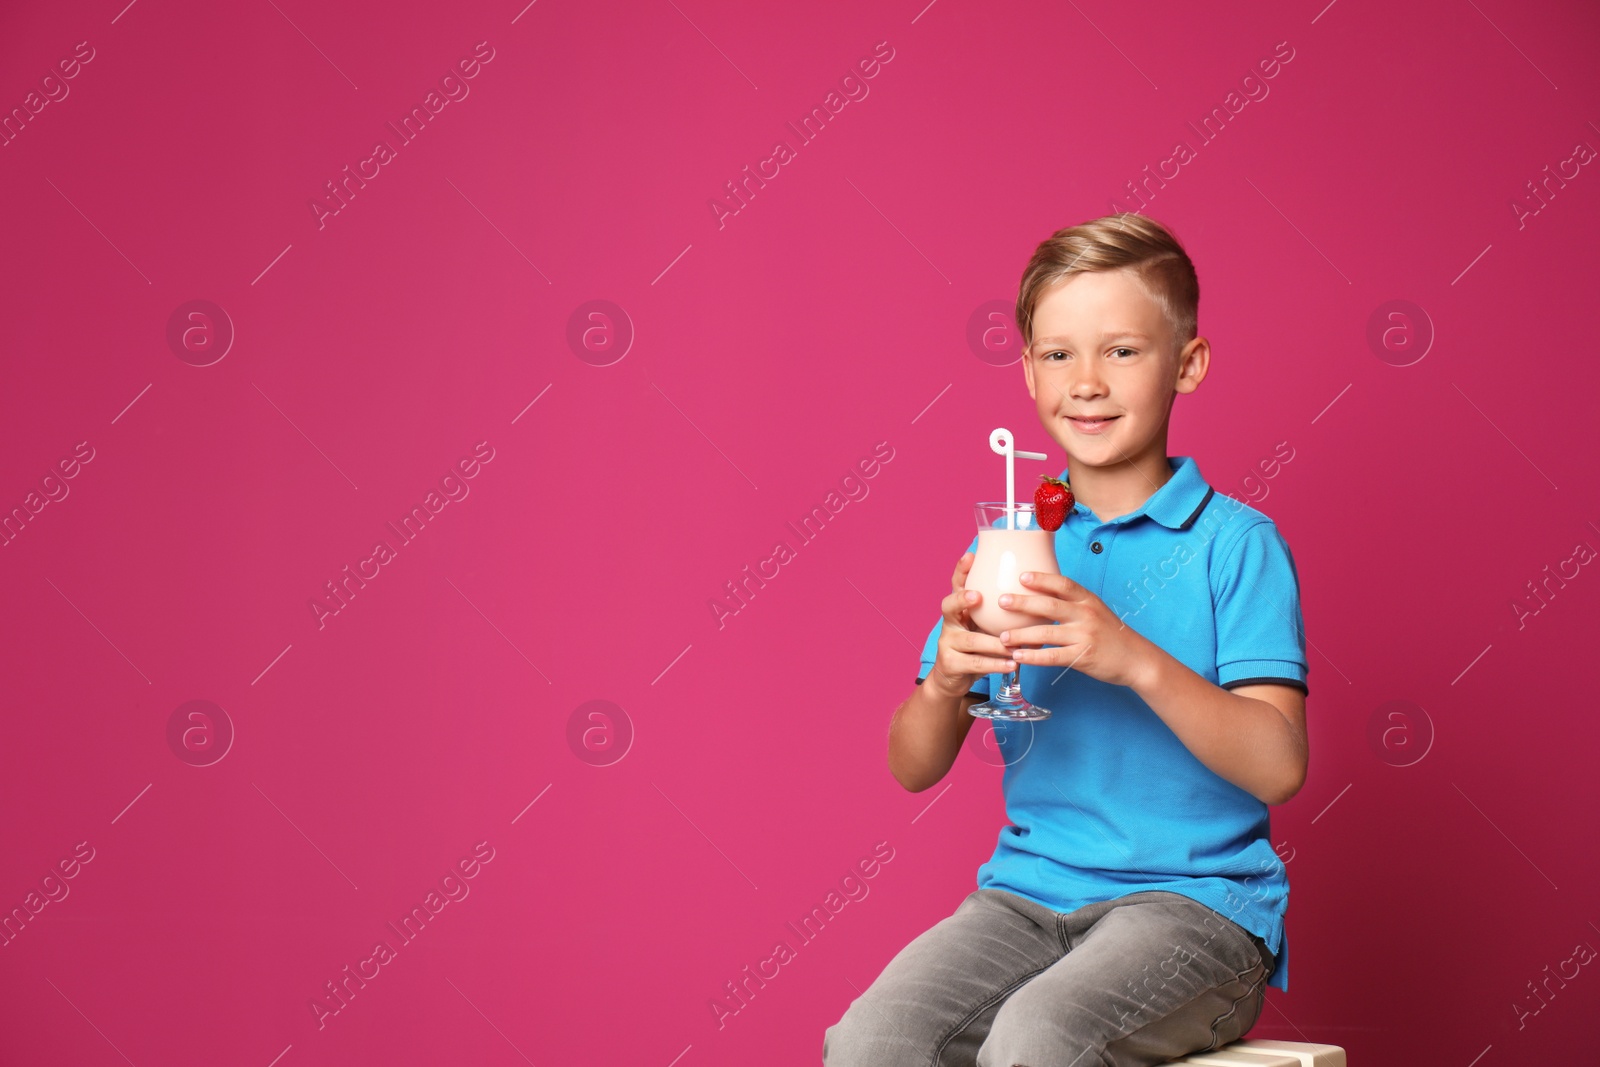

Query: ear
left=1174, top=336, right=1209, bottom=395
left=1022, top=344, right=1037, bottom=399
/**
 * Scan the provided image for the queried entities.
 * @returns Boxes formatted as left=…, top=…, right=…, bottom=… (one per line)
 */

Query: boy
left=823, top=214, right=1310, bottom=1067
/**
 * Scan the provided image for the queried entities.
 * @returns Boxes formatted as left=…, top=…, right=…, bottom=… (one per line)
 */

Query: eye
left=1110, top=347, right=1136, bottom=358
left=1042, top=349, right=1068, bottom=361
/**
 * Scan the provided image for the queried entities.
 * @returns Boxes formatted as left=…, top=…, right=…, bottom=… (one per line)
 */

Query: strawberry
left=1034, top=475, right=1073, bottom=531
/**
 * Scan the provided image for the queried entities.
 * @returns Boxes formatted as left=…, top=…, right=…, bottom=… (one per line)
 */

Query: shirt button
left=1091, top=541, right=1103, bottom=554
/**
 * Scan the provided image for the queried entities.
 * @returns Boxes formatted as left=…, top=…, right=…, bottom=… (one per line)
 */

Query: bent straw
left=988, top=428, right=1048, bottom=530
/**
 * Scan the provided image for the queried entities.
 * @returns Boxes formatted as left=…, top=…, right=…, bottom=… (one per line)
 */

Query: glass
left=964, top=501, right=1060, bottom=721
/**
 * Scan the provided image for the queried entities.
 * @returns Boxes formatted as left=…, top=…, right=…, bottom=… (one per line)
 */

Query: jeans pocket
left=1208, top=958, right=1271, bottom=1050
left=1239, top=958, right=1271, bottom=1035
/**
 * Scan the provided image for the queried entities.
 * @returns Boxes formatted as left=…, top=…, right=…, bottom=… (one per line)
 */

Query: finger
left=952, top=651, right=1017, bottom=675
left=997, top=592, right=1063, bottom=620
left=951, top=629, right=1010, bottom=657
left=1008, top=646, right=1063, bottom=668
left=1020, top=570, right=1081, bottom=599
left=942, top=588, right=974, bottom=627
left=998, top=623, right=1060, bottom=646
left=944, top=586, right=981, bottom=626
left=950, top=551, right=975, bottom=593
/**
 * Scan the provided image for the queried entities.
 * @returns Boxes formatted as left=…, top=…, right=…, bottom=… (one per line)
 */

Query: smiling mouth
left=1066, top=415, right=1120, bottom=425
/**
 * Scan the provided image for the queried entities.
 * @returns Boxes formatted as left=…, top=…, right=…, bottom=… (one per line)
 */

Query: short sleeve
left=914, top=532, right=991, bottom=698
left=1213, top=521, right=1310, bottom=695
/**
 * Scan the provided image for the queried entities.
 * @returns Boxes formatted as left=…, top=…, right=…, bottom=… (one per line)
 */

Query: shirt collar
left=1064, top=455, right=1215, bottom=530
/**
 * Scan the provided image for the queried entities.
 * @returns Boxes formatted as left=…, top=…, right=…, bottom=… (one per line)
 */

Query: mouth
left=1065, top=415, right=1120, bottom=433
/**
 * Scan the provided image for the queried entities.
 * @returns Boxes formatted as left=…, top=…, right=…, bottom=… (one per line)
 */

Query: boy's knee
left=979, top=993, right=1107, bottom=1067
left=822, top=998, right=933, bottom=1067
left=978, top=1017, right=1103, bottom=1067
left=820, top=1011, right=856, bottom=1065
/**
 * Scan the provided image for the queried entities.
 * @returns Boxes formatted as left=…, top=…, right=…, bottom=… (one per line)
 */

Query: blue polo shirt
left=915, top=455, right=1309, bottom=991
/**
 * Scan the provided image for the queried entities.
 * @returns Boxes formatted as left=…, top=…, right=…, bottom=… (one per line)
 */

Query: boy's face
left=1022, top=268, right=1206, bottom=469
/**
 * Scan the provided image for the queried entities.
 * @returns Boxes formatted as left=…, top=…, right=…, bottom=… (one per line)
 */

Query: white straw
left=988, top=428, right=1048, bottom=530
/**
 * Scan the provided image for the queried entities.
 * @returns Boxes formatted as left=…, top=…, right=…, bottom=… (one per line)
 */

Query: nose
left=1064, top=363, right=1108, bottom=407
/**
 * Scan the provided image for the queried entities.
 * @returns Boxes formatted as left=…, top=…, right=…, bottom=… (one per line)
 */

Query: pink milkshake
left=968, top=526, right=1059, bottom=635
left=965, top=443, right=1063, bottom=721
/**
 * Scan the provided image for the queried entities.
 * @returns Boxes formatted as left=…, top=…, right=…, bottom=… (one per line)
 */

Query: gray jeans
left=822, top=888, right=1275, bottom=1067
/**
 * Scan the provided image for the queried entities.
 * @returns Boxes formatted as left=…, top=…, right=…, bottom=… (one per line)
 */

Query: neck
left=1067, top=447, right=1175, bottom=524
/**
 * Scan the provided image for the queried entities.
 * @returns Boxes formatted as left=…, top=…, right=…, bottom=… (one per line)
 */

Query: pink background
left=2, top=0, right=1596, bottom=1063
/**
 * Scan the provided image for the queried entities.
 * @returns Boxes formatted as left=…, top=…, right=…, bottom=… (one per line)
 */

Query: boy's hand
left=997, top=571, right=1157, bottom=689
left=927, top=552, right=1017, bottom=699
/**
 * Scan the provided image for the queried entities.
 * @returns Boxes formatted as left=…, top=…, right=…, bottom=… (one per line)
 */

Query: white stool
left=1173, top=1038, right=1346, bottom=1065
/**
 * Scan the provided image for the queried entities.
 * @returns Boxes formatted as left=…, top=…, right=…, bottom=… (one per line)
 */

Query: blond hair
left=1015, top=213, right=1199, bottom=355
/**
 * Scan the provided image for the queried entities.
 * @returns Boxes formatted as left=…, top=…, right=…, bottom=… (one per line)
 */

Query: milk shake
left=968, top=526, right=1059, bottom=635
left=965, top=439, right=1063, bottom=722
